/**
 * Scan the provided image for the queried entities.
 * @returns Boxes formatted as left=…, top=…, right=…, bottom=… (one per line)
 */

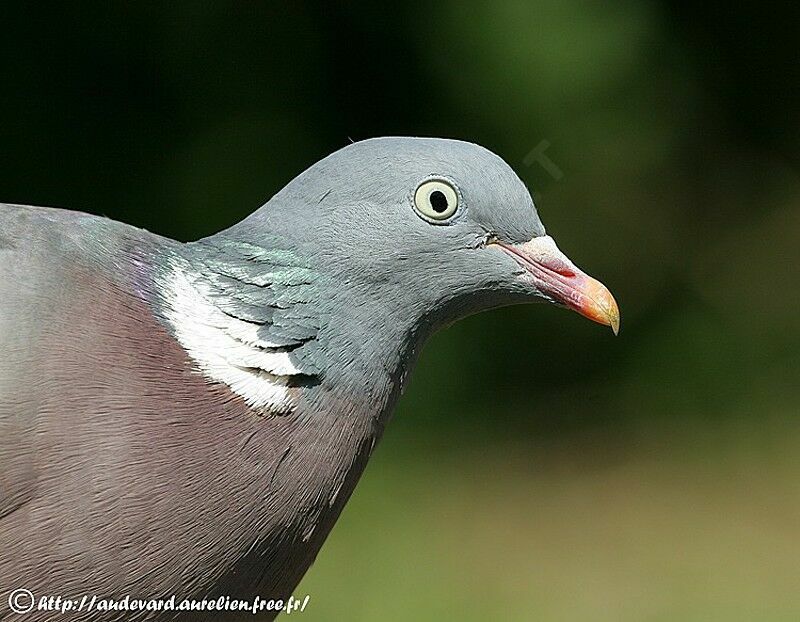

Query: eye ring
left=413, top=179, right=459, bottom=223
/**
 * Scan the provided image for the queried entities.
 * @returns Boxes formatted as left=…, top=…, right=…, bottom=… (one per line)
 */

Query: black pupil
left=429, top=190, right=449, bottom=213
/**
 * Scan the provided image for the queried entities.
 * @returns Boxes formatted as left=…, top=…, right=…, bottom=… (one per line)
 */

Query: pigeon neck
left=153, top=241, right=323, bottom=415
left=308, top=283, right=435, bottom=424
left=153, top=239, right=433, bottom=425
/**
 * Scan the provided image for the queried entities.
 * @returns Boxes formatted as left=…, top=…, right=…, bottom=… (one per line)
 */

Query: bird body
left=0, top=206, right=382, bottom=620
left=0, top=138, right=618, bottom=620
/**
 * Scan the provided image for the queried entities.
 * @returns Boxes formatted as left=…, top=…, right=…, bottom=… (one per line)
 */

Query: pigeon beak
left=493, top=235, right=620, bottom=334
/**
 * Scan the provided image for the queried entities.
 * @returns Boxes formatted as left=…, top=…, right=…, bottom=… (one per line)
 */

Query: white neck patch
left=158, top=259, right=304, bottom=413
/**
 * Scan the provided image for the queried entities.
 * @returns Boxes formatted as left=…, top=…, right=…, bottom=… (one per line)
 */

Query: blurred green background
left=1, top=2, right=799, bottom=619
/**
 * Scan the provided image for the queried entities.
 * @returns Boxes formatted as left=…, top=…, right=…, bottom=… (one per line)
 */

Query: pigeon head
left=224, top=137, right=618, bottom=331
left=167, top=137, right=618, bottom=412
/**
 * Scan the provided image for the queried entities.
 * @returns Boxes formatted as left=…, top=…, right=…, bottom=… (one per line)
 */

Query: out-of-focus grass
left=297, top=418, right=800, bottom=621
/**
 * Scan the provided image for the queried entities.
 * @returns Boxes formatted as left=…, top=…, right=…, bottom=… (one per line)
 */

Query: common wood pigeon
left=0, top=137, right=618, bottom=620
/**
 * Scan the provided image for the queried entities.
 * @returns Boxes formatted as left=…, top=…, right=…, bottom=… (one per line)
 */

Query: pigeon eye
left=413, top=179, right=459, bottom=222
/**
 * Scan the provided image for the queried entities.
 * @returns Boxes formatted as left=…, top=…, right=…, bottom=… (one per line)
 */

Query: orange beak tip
left=581, top=277, right=620, bottom=336
left=610, top=310, right=620, bottom=336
